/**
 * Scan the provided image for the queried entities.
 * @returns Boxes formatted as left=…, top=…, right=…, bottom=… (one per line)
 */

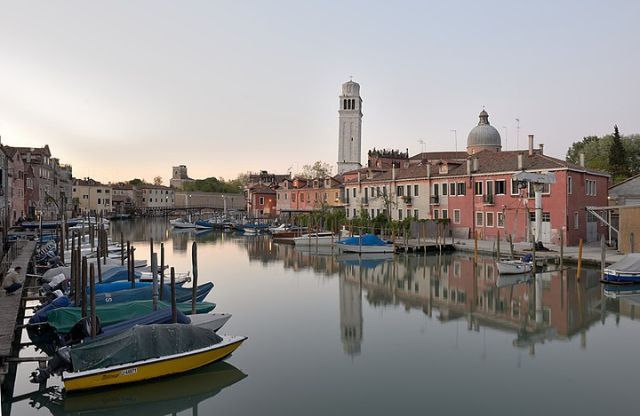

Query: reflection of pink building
left=6, top=147, right=25, bottom=224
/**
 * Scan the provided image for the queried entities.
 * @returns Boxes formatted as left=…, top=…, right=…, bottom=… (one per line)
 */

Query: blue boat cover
left=29, top=296, right=71, bottom=324
left=93, top=282, right=213, bottom=305
left=338, top=234, right=388, bottom=246
left=195, top=219, right=214, bottom=228
left=89, top=281, right=152, bottom=294
left=101, top=267, right=142, bottom=283
left=97, top=308, right=191, bottom=339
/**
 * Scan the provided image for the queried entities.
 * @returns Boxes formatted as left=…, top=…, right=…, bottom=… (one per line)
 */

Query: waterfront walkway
left=0, top=241, right=36, bottom=376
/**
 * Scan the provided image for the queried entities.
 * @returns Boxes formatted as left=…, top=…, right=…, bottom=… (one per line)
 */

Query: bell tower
left=337, top=80, right=363, bottom=174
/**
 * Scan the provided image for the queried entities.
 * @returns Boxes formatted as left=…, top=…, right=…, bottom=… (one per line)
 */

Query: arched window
left=343, top=99, right=347, bottom=109
left=351, top=99, right=355, bottom=109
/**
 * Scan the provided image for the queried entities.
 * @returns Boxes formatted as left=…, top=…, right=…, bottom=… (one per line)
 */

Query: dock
left=0, top=241, right=37, bottom=386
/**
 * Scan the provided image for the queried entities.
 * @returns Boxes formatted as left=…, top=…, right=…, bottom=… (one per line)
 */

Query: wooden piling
left=160, top=243, right=165, bottom=301
left=560, top=230, right=564, bottom=270
left=496, top=231, right=501, bottom=260
left=126, top=241, right=131, bottom=285
left=577, top=238, right=583, bottom=279
left=631, top=232, right=635, bottom=254
left=171, top=267, right=177, bottom=323
left=96, top=247, right=103, bottom=283
left=89, top=264, right=96, bottom=339
left=81, top=256, right=88, bottom=318
left=191, top=241, right=198, bottom=314
left=151, top=252, right=158, bottom=311
left=600, top=235, right=606, bottom=278
left=474, top=230, right=478, bottom=264
left=120, top=232, right=124, bottom=266
left=130, top=246, right=136, bottom=288
left=508, top=234, right=514, bottom=260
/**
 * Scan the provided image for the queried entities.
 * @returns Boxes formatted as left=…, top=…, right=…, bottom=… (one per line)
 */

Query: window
left=485, top=180, right=494, bottom=196
left=497, top=212, right=505, bottom=228
left=450, top=183, right=456, bottom=196
left=398, top=209, right=403, bottom=220
left=574, top=212, right=579, bottom=229
left=486, top=212, right=494, bottom=227
left=441, top=183, right=447, bottom=196
left=105, top=189, right=110, bottom=194
left=314, top=192, right=318, bottom=202
left=352, top=188, right=356, bottom=197
left=284, top=193, right=288, bottom=200
left=568, top=176, right=573, bottom=194
left=97, top=198, right=101, bottom=204
left=442, top=209, right=448, bottom=219
left=26, top=178, right=33, bottom=189
left=433, top=209, right=439, bottom=219
left=353, top=209, right=357, bottom=217
left=397, top=186, right=403, bottom=196
left=292, top=193, right=296, bottom=202
left=474, top=181, right=483, bottom=195
left=453, top=209, right=461, bottom=224
left=457, top=183, right=466, bottom=196
left=382, top=186, right=387, bottom=196
left=376, top=186, right=380, bottom=197
left=476, top=212, right=484, bottom=227
left=414, top=209, right=419, bottom=219
left=511, top=179, right=520, bottom=195
left=406, top=185, right=411, bottom=197
left=82, top=194, right=88, bottom=199
left=259, top=197, right=264, bottom=205
left=277, top=193, right=280, bottom=200
left=495, top=180, right=506, bottom=195
left=432, top=184, right=439, bottom=196
left=586, top=179, right=597, bottom=196
left=414, top=184, right=419, bottom=196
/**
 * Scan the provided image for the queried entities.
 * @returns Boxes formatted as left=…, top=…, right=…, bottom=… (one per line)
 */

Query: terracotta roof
left=409, top=151, right=469, bottom=161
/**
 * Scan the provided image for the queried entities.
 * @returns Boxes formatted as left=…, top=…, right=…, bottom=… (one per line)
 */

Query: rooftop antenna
left=450, top=130, right=457, bottom=151
left=418, top=139, right=426, bottom=153
left=502, top=126, right=508, bottom=151
left=515, top=118, right=520, bottom=150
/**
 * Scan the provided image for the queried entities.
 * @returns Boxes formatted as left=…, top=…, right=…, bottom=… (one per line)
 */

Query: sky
left=0, top=1, right=638, bottom=184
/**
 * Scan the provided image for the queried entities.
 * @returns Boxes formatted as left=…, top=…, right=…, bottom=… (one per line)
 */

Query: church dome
left=342, top=80, right=360, bottom=96
left=467, top=110, right=501, bottom=153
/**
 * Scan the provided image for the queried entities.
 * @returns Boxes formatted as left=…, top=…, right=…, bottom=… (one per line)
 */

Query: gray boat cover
left=607, top=253, right=640, bottom=273
left=70, top=324, right=223, bottom=372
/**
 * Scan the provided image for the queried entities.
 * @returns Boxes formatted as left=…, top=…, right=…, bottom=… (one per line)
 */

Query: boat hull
left=337, top=244, right=395, bottom=253
left=496, top=261, right=532, bottom=275
left=63, top=336, right=246, bottom=392
left=293, top=236, right=336, bottom=246
left=601, top=272, right=640, bottom=284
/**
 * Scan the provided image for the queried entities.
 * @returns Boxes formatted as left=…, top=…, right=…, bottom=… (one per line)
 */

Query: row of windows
left=475, top=211, right=506, bottom=228
left=343, top=98, right=357, bottom=110
left=283, top=191, right=339, bottom=203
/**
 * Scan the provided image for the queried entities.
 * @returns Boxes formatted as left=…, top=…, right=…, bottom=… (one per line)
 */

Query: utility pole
left=515, top=118, right=520, bottom=150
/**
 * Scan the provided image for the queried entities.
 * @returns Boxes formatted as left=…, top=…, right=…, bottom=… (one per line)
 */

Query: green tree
left=128, top=178, right=145, bottom=186
left=298, top=161, right=333, bottom=179
left=566, top=130, right=640, bottom=181
left=184, top=177, right=242, bottom=193
left=609, top=125, right=630, bottom=181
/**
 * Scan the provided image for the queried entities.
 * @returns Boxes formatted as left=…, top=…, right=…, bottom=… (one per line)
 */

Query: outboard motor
left=63, top=316, right=102, bottom=346
left=31, top=346, right=73, bottom=384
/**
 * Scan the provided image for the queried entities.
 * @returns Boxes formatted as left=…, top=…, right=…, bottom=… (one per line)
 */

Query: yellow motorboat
left=54, top=324, right=246, bottom=392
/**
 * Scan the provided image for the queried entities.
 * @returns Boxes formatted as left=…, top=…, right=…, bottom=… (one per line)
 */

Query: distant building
left=608, top=174, right=640, bottom=206
left=170, top=165, right=195, bottom=190
left=276, top=176, right=343, bottom=216
left=337, top=80, right=363, bottom=174
left=5, top=147, right=25, bottom=225
left=245, top=170, right=290, bottom=218
left=111, top=183, right=138, bottom=214
left=139, top=184, right=175, bottom=210
left=73, top=178, right=112, bottom=215
left=174, top=191, right=244, bottom=211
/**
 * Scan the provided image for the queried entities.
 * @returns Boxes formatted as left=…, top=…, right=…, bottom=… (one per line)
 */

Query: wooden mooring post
left=191, top=241, right=198, bottom=314
left=577, top=238, right=583, bottom=279
left=496, top=231, right=501, bottom=259
left=160, top=243, right=165, bottom=300
left=600, top=235, right=606, bottom=277
left=151, top=253, right=158, bottom=311
left=89, top=263, right=96, bottom=339
left=120, top=232, right=124, bottom=266
left=81, top=256, right=88, bottom=318
left=171, top=267, right=177, bottom=323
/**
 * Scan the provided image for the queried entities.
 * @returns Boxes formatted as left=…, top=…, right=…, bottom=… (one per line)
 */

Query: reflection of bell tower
left=339, top=275, right=363, bottom=355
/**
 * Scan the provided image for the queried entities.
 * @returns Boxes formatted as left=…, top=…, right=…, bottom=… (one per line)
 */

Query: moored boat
left=602, top=253, right=640, bottom=284
left=336, top=234, right=395, bottom=253
left=60, top=325, right=246, bottom=391
left=496, top=257, right=533, bottom=275
left=293, top=232, right=337, bottom=246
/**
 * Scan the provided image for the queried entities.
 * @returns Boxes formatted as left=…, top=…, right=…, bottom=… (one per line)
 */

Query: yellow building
left=72, top=178, right=112, bottom=215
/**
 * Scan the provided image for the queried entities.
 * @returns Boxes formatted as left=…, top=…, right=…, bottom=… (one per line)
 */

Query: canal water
left=4, top=218, right=640, bottom=415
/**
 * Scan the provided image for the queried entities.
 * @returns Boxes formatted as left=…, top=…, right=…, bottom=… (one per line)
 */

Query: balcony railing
left=430, top=195, right=439, bottom=205
left=402, top=196, right=412, bottom=205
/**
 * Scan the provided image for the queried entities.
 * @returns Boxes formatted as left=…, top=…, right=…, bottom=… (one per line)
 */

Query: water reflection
left=16, top=361, right=246, bottom=416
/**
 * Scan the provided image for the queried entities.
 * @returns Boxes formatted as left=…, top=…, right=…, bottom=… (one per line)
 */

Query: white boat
left=171, top=219, right=196, bottom=229
left=269, top=224, right=288, bottom=233
left=496, top=259, right=532, bottom=275
left=243, top=228, right=258, bottom=235
left=293, top=232, right=337, bottom=246
left=189, top=313, right=232, bottom=332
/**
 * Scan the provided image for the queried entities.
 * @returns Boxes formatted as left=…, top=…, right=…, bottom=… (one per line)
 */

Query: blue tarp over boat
left=97, top=308, right=191, bottom=339
left=101, top=267, right=142, bottom=283
left=338, top=234, right=388, bottom=246
left=93, top=282, right=213, bottom=305
left=29, top=296, right=72, bottom=324
left=89, top=281, right=152, bottom=294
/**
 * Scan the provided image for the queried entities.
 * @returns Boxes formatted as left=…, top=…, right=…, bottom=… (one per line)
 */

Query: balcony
left=402, top=196, right=412, bottom=205
left=483, top=194, right=495, bottom=205
left=430, top=195, right=439, bottom=205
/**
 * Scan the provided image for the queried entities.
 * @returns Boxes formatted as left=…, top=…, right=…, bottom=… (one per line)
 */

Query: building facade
left=174, top=191, right=244, bottom=211
left=276, top=176, right=343, bottom=216
left=139, top=185, right=175, bottom=209
left=73, top=178, right=113, bottom=215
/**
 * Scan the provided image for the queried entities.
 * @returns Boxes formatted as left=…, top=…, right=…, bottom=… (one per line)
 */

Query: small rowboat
left=496, top=259, right=532, bottom=275
left=602, top=253, right=640, bottom=284
left=293, top=232, right=337, bottom=246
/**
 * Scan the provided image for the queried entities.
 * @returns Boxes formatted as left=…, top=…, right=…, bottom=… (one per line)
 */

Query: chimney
left=426, top=164, right=431, bottom=178
left=472, top=157, right=479, bottom=172
left=528, top=135, right=534, bottom=156
left=466, top=159, right=472, bottom=176
left=517, top=153, right=524, bottom=170
left=392, top=165, right=396, bottom=181
left=539, top=143, right=544, bottom=155
left=357, top=171, right=361, bottom=183
left=579, top=153, right=585, bottom=167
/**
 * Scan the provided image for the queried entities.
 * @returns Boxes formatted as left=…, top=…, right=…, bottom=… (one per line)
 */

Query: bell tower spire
left=337, top=79, right=363, bottom=174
